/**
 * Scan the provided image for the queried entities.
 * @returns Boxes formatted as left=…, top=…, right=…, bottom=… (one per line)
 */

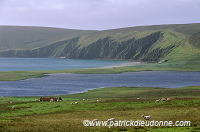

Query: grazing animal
left=141, top=115, right=152, bottom=120
left=155, top=99, right=160, bottom=102
left=161, top=98, right=166, bottom=101
left=71, top=102, right=78, bottom=104
left=83, top=99, right=90, bottom=101
left=50, top=99, right=54, bottom=102
left=97, top=100, right=100, bottom=102
left=167, top=98, right=171, bottom=101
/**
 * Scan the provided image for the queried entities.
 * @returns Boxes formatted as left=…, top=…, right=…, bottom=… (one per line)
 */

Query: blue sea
left=0, top=58, right=130, bottom=71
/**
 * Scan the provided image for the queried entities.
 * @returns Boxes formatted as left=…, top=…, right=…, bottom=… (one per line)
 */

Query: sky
left=0, top=0, right=199, bottom=30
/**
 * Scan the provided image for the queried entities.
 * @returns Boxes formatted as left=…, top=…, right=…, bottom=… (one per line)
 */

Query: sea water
left=0, top=58, right=130, bottom=71
left=1, top=71, right=200, bottom=96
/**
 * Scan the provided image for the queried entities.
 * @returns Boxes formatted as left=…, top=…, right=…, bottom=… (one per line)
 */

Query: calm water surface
left=1, top=71, right=200, bottom=96
left=0, top=58, right=130, bottom=71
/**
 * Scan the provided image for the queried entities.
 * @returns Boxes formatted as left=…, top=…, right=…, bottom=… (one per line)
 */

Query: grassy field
left=0, top=86, right=200, bottom=132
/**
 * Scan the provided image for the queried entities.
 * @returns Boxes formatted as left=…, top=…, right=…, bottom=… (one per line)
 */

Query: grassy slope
left=0, top=26, right=96, bottom=51
left=0, top=86, right=200, bottom=131
left=45, top=23, right=200, bottom=62
left=77, top=23, right=200, bottom=46
left=0, top=26, right=200, bottom=81
left=1, top=24, right=200, bottom=60
left=0, top=23, right=200, bottom=80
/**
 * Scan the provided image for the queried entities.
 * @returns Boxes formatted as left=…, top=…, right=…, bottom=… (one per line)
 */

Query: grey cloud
left=0, top=0, right=199, bottom=30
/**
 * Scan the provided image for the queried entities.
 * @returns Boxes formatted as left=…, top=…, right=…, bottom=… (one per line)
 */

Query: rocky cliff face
left=65, top=32, right=163, bottom=61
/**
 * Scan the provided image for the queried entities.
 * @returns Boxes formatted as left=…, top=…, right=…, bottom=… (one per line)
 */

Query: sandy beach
left=98, top=61, right=144, bottom=69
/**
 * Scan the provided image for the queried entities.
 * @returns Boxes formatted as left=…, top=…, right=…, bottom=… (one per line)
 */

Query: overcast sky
left=0, top=0, right=199, bottom=30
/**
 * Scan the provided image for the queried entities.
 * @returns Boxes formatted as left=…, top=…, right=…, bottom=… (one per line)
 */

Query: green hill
left=0, top=23, right=200, bottom=65
left=0, top=26, right=96, bottom=51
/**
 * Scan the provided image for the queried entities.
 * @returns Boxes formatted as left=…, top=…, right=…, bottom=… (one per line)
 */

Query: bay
left=1, top=71, right=200, bottom=96
left=0, top=58, right=130, bottom=71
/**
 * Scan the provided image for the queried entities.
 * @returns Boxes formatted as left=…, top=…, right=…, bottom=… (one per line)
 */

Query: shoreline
left=98, top=61, right=145, bottom=69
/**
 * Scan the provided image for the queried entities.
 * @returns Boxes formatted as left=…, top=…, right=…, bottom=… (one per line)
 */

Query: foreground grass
left=0, top=86, right=200, bottom=131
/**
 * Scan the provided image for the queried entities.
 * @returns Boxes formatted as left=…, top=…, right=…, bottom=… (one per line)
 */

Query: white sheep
left=141, top=115, right=152, bottom=120
left=161, top=98, right=166, bottom=101
left=166, top=98, right=171, bottom=101
left=97, top=100, right=100, bottom=102
left=71, top=102, right=78, bottom=104
left=155, top=99, right=160, bottom=102
left=83, top=99, right=90, bottom=101
left=50, top=99, right=54, bottom=102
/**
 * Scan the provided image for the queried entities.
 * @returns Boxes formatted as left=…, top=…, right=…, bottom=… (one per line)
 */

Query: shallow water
left=1, top=71, right=200, bottom=96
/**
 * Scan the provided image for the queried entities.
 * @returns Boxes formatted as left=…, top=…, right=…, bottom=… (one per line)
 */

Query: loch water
left=0, top=58, right=130, bottom=71
left=1, top=71, right=200, bottom=96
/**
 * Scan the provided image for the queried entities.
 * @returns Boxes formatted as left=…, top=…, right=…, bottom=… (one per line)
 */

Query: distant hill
left=0, top=23, right=200, bottom=64
left=0, top=26, right=96, bottom=51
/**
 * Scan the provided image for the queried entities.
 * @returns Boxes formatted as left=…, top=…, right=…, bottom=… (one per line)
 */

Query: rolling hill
left=0, top=23, right=200, bottom=64
left=0, top=26, right=96, bottom=51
